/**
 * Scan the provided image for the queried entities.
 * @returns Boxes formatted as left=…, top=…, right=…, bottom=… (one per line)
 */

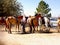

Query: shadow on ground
left=0, top=41, right=5, bottom=45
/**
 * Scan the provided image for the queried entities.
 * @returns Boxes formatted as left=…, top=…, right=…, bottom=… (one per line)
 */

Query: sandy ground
left=0, top=25, right=60, bottom=45
left=0, top=32, right=60, bottom=45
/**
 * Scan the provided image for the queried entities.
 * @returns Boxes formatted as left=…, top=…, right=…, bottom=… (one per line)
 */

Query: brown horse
left=27, top=16, right=38, bottom=33
left=5, top=16, right=23, bottom=34
left=57, top=17, right=60, bottom=32
left=32, top=17, right=38, bottom=33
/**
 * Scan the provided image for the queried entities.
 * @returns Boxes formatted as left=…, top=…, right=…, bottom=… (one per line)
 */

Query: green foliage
left=0, top=0, right=23, bottom=16
left=47, top=13, right=51, bottom=17
left=36, top=0, right=51, bottom=17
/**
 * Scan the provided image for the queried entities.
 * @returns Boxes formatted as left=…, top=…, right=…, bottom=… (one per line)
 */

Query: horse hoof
left=5, top=30, right=7, bottom=31
left=18, top=31, right=20, bottom=32
left=8, top=32, right=12, bottom=34
left=8, top=31, right=12, bottom=34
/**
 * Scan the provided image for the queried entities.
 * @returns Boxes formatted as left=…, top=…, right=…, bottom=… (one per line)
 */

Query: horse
left=30, top=16, right=38, bottom=33
left=39, top=16, right=50, bottom=32
left=27, top=14, right=41, bottom=33
left=5, top=16, right=23, bottom=34
left=0, top=17, right=6, bottom=25
left=36, top=14, right=42, bottom=32
left=0, top=17, right=6, bottom=31
left=57, top=17, right=60, bottom=32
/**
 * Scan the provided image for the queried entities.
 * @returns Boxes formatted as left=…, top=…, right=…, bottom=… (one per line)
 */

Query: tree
left=36, top=0, right=51, bottom=17
left=0, top=0, right=23, bottom=17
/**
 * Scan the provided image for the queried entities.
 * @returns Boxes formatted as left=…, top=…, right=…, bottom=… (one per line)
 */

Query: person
left=21, top=16, right=26, bottom=33
left=38, top=17, right=42, bottom=26
left=37, top=14, right=42, bottom=27
left=44, top=17, right=49, bottom=27
left=27, top=16, right=32, bottom=33
left=40, top=16, right=46, bottom=31
left=27, top=16, right=31, bottom=24
left=41, top=17, right=45, bottom=25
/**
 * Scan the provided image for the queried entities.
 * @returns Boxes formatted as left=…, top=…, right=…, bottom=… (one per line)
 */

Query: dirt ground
left=0, top=25, right=60, bottom=45
left=0, top=32, right=60, bottom=45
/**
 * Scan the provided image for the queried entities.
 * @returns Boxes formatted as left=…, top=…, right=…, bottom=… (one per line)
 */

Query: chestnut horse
left=32, top=17, right=38, bottom=33
left=5, top=16, right=23, bottom=34
left=27, top=16, right=38, bottom=33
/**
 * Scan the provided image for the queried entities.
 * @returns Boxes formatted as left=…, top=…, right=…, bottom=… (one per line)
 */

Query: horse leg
left=36, top=26, right=38, bottom=32
left=22, top=23, right=25, bottom=33
left=8, top=24, right=12, bottom=34
left=58, top=26, right=60, bottom=32
left=30, top=25, right=32, bottom=33
left=5, top=24, right=9, bottom=32
left=15, top=24, right=17, bottom=32
left=18, top=24, right=20, bottom=32
left=33, top=26, right=35, bottom=33
left=5, top=26, right=7, bottom=31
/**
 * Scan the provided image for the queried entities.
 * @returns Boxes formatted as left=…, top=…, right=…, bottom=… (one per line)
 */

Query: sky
left=17, top=0, right=60, bottom=17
